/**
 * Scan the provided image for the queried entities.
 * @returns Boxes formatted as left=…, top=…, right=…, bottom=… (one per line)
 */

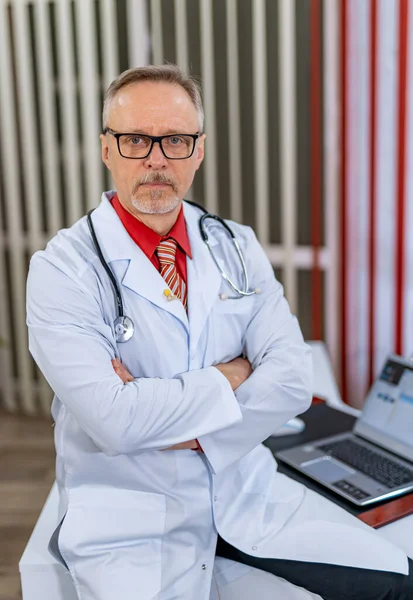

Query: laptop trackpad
left=302, top=456, right=355, bottom=483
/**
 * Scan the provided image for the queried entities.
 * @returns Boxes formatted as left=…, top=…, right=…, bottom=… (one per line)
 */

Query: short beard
left=130, top=174, right=180, bottom=215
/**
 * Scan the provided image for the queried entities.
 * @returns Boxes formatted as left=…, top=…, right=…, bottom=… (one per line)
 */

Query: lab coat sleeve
left=197, top=228, right=313, bottom=474
left=26, top=252, right=242, bottom=455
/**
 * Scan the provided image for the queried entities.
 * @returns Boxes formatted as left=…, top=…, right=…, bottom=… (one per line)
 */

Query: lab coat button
left=252, top=546, right=257, bottom=551
left=202, top=564, right=207, bottom=570
left=214, top=496, right=218, bottom=501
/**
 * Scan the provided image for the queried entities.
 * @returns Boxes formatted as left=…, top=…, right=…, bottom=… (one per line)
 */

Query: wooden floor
left=0, top=410, right=55, bottom=600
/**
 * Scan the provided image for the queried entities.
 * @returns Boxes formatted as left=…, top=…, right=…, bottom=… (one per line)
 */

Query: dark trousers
left=216, top=535, right=413, bottom=600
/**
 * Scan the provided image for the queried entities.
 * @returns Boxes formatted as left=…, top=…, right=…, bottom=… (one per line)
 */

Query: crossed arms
left=112, top=356, right=253, bottom=450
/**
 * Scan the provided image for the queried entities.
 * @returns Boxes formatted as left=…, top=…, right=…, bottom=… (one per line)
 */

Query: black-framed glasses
left=103, top=128, right=200, bottom=160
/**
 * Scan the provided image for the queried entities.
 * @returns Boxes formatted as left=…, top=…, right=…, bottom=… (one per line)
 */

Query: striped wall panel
left=340, top=0, right=413, bottom=406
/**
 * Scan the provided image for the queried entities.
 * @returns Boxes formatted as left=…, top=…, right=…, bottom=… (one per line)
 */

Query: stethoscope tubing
left=87, top=209, right=125, bottom=317
left=186, top=200, right=256, bottom=298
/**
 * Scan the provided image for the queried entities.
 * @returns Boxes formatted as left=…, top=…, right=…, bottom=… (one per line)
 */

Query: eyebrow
left=120, top=128, right=197, bottom=135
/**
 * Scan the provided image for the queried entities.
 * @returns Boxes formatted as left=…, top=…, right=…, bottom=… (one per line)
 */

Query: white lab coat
left=26, top=192, right=409, bottom=600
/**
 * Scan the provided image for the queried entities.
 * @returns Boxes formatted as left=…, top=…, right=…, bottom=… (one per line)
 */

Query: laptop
left=276, top=354, right=413, bottom=506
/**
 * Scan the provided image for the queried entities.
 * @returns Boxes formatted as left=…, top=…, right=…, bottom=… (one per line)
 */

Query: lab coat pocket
left=58, top=486, right=166, bottom=600
left=211, top=295, right=256, bottom=362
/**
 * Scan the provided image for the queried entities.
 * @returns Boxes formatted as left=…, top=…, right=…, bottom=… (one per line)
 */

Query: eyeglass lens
left=118, top=134, right=195, bottom=159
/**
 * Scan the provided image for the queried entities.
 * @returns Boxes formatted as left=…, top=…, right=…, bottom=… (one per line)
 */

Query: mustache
left=133, top=173, right=178, bottom=193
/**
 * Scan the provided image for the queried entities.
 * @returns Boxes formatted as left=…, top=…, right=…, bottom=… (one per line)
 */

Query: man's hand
left=161, top=440, right=198, bottom=450
left=213, top=356, right=253, bottom=390
left=112, top=358, right=134, bottom=383
left=111, top=358, right=198, bottom=451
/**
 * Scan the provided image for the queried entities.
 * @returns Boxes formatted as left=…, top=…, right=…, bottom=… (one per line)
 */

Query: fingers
left=161, top=440, right=198, bottom=451
left=111, top=358, right=134, bottom=383
left=235, top=355, right=251, bottom=365
left=234, top=357, right=252, bottom=371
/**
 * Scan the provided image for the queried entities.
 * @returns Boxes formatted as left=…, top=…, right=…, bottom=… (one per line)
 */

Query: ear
left=100, top=133, right=110, bottom=170
left=194, top=133, right=205, bottom=171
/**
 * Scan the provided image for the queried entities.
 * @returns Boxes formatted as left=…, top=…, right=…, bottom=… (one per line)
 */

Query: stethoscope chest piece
left=114, top=316, right=134, bottom=343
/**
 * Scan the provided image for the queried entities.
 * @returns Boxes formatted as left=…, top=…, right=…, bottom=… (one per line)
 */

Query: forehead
left=107, top=81, right=199, bottom=133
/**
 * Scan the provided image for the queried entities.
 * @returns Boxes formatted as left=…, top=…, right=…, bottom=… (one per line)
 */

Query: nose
left=144, top=140, right=168, bottom=169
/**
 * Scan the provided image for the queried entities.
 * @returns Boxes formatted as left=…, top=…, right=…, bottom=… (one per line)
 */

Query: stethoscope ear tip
left=219, top=293, right=228, bottom=301
left=254, top=288, right=261, bottom=294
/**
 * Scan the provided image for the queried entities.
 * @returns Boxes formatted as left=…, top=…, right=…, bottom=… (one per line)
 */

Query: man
left=26, top=65, right=413, bottom=600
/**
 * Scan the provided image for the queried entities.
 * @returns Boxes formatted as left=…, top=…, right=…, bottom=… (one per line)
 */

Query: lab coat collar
left=90, top=192, right=189, bottom=329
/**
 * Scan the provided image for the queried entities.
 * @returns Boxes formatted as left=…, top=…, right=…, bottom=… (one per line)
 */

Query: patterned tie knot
left=155, top=238, right=177, bottom=266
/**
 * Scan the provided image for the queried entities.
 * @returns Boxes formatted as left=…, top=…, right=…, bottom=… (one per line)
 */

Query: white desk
left=19, top=342, right=413, bottom=599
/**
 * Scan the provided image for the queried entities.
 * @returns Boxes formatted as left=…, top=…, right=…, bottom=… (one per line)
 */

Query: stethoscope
left=86, top=200, right=260, bottom=343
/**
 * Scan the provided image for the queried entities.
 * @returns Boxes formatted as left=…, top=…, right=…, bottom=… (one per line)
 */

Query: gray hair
left=102, top=64, right=204, bottom=131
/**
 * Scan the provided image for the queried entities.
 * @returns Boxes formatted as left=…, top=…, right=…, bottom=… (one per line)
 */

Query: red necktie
left=155, top=238, right=188, bottom=311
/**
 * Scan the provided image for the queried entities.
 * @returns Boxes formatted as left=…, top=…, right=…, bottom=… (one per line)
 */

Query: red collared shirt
left=111, top=193, right=192, bottom=284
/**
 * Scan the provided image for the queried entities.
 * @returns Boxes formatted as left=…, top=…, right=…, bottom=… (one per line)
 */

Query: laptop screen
left=354, top=355, right=413, bottom=462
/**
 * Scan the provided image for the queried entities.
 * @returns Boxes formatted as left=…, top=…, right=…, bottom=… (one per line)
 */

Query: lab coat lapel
left=184, top=202, right=222, bottom=353
left=90, top=193, right=189, bottom=330
left=121, top=254, right=189, bottom=328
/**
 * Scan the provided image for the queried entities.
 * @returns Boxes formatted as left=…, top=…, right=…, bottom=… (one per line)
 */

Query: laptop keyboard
left=318, top=439, right=413, bottom=489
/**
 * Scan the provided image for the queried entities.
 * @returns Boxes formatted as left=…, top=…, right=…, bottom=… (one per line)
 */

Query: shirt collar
left=111, top=193, right=192, bottom=260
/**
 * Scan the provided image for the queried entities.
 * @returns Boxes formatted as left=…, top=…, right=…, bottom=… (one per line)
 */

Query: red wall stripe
left=367, top=0, right=378, bottom=385
left=340, top=0, right=348, bottom=402
left=310, top=0, right=322, bottom=340
left=395, top=0, right=409, bottom=355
